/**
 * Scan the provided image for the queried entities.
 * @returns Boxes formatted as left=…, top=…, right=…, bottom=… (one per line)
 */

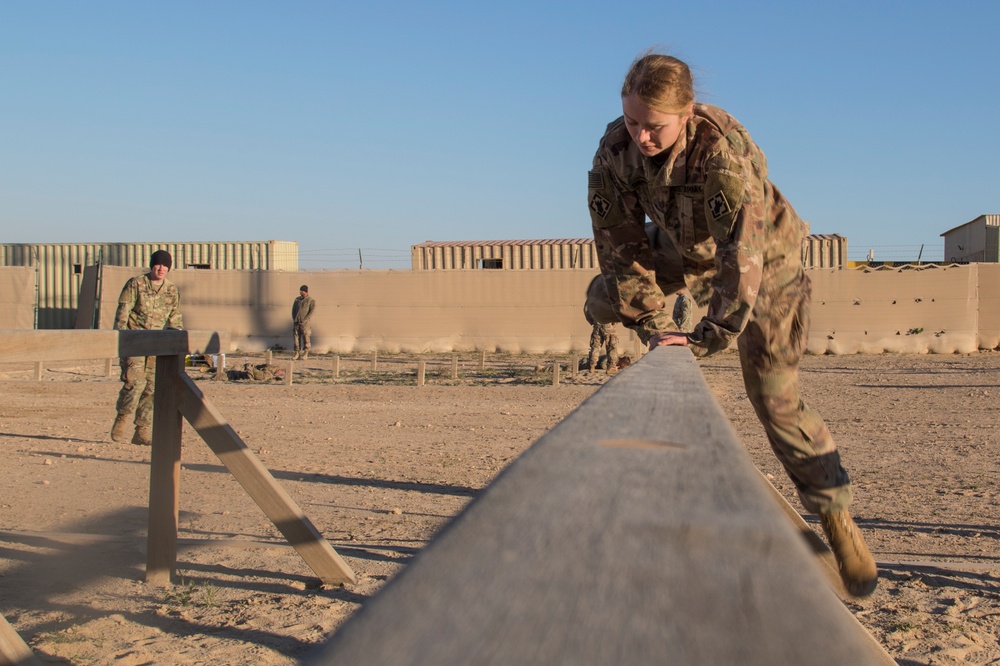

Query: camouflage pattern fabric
left=588, top=103, right=802, bottom=353
left=114, top=275, right=183, bottom=427
left=588, top=323, right=619, bottom=372
left=588, top=104, right=849, bottom=514
left=116, top=356, right=156, bottom=428
left=292, top=295, right=315, bottom=353
left=114, top=275, right=183, bottom=331
left=293, top=322, right=312, bottom=354
left=672, top=292, right=694, bottom=332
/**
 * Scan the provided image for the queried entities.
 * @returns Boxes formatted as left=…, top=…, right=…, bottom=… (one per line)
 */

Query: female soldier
left=587, top=52, right=877, bottom=597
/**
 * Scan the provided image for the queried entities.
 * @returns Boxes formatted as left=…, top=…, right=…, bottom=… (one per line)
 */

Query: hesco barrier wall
left=67, top=263, right=1000, bottom=355
left=0, top=267, right=36, bottom=329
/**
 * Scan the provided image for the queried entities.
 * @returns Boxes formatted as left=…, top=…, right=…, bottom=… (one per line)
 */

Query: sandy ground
left=0, top=350, right=997, bottom=665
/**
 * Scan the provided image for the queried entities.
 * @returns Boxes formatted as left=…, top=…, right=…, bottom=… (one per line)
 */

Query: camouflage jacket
left=292, top=295, right=315, bottom=324
left=114, top=275, right=183, bottom=331
left=588, top=104, right=804, bottom=356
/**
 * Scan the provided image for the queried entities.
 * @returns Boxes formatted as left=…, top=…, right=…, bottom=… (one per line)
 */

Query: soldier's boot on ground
left=302, top=351, right=309, bottom=360
left=292, top=351, right=300, bottom=361
left=131, top=426, right=152, bottom=446
left=110, top=414, right=129, bottom=443
left=820, top=510, right=878, bottom=598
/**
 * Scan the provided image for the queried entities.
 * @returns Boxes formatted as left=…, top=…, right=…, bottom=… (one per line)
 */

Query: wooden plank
left=0, top=611, right=37, bottom=666
left=174, top=373, right=356, bottom=585
left=0, top=330, right=229, bottom=363
left=145, top=354, right=184, bottom=586
left=310, top=347, right=886, bottom=665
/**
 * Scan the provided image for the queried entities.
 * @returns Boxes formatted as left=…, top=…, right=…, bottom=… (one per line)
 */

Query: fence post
left=417, top=361, right=426, bottom=386
left=552, top=362, right=560, bottom=386
left=452, top=355, right=459, bottom=380
left=333, top=355, right=340, bottom=378
left=106, top=357, right=114, bottom=377
left=34, top=361, right=42, bottom=381
left=371, top=350, right=378, bottom=372
left=285, top=360, right=294, bottom=385
left=479, top=350, right=486, bottom=371
left=265, top=349, right=273, bottom=366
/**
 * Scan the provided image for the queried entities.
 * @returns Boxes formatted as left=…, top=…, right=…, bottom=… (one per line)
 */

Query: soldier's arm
left=588, top=160, right=672, bottom=343
left=113, top=279, right=138, bottom=330
left=687, top=144, right=766, bottom=357
left=166, top=288, right=183, bottom=330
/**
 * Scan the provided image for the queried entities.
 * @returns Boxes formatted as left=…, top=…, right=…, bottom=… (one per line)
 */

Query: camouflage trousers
left=589, top=324, right=619, bottom=371
left=293, top=322, right=311, bottom=353
left=737, top=271, right=851, bottom=514
left=116, top=356, right=156, bottom=428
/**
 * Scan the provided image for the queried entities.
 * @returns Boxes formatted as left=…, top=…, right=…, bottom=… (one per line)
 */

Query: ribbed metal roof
left=414, top=238, right=594, bottom=248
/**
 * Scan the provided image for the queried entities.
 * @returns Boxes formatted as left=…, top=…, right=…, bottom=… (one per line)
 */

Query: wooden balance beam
left=308, top=346, right=892, bottom=665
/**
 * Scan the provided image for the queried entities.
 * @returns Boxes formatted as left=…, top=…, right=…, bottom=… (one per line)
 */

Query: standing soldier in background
left=587, top=321, right=620, bottom=374
left=292, top=285, right=315, bottom=360
left=588, top=52, right=877, bottom=597
left=111, top=250, right=183, bottom=446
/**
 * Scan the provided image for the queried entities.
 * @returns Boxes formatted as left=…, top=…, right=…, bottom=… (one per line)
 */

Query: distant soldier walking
left=292, top=285, right=315, bottom=360
left=111, top=250, right=183, bottom=446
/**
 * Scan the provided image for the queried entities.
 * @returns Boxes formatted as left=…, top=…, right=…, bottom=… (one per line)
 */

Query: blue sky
left=3, top=1, right=998, bottom=268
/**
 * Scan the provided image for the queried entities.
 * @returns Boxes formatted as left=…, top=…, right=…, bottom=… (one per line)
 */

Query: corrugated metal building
left=801, top=234, right=848, bottom=270
left=941, top=214, right=1000, bottom=263
left=411, top=238, right=599, bottom=271
left=1, top=240, right=298, bottom=329
left=412, top=234, right=848, bottom=271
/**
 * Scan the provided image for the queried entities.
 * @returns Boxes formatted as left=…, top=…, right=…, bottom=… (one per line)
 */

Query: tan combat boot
left=302, top=351, right=309, bottom=360
left=292, top=352, right=300, bottom=361
left=131, top=426, right=152, bottom=446
left=110, top=414, right=129, bottom=442
left=820, top=510, right=878, bottom=598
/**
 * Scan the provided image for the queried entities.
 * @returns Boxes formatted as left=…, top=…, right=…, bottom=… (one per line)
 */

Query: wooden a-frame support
left=147, top=353, right=356, bottom=586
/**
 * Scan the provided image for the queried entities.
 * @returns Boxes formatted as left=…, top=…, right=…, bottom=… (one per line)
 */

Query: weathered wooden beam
left=175, top=373, right=356, bottom=585
left=146, top=354, right=184, bottom=586
left=0, top=610, right=38, bottom=665
left=0, top=330, right=229, bottom=363
left=310, top=347, right=888, bottom=665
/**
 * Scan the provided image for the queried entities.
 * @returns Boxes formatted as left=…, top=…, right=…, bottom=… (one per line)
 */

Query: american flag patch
left=588, top=170, right=605, bottom=190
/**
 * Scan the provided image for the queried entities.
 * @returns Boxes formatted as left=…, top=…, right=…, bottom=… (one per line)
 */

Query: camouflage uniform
left=292, top=293, right=315, bottom=356
left=588, top=323, right=620, bottom=372
left=672, top=292, right=694, bottom=332
left=588, top=104, right=850, bottom=514
left=114, top=275, right=183, bottom=430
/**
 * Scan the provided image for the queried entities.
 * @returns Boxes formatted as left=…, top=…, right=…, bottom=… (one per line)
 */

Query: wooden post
left=371, top=350, right=378, bottom=372
left=552, top=362, right=560, bottom=386
left=265, top=349, right=273, bottom=366
left=569, top=356, right=578, bottom=378
left=0, top=611, right=36, bottom=665
left=34, top=361, right=42, bottom=381
left=215, top=355, right=224, bottom=381
left=417, top=361, right=426, bottom=386
left=285, top=360, right=294, bottom=386
left=451, top=354, right=459, bottom=380
left=146, top=353, right=184, bottom=586
left=479, top=349, right=486, bottom=371
left=333, top=355, right=340, bottom=378
left=106, top=357, right=114, bottom=377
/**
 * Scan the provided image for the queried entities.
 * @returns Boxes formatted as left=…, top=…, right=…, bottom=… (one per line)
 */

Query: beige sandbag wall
left=0, top=267, right=37, bottom=329
left=78, top=264, right=1000, bottom=355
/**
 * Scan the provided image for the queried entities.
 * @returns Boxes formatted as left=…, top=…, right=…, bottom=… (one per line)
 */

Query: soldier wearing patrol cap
left=588, top=52, right=877, bottom=597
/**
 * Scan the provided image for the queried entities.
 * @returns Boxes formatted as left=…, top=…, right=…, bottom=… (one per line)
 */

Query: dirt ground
left=0, top=350, right=998, bottom=665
